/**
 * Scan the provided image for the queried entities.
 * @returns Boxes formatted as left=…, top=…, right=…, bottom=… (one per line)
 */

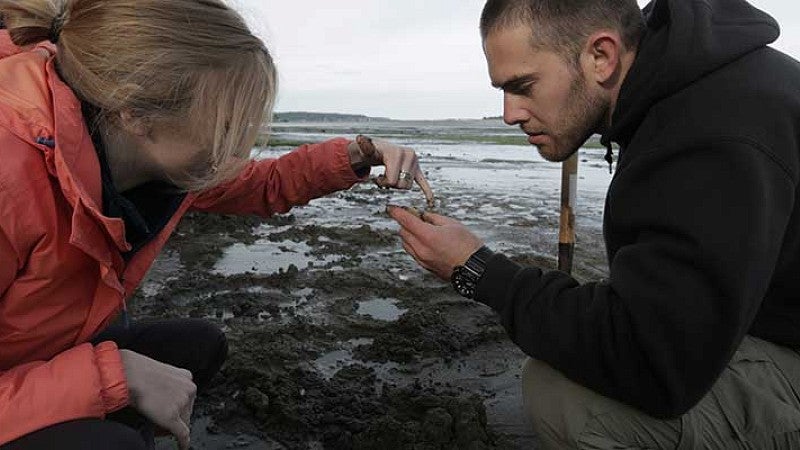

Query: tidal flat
left=139, top=119, right=612, bottom=449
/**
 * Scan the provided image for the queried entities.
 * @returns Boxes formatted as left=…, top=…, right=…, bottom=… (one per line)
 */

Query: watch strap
left=451, top=246, right=494, bottom=299
left=463, top=245, right=493, bottom=277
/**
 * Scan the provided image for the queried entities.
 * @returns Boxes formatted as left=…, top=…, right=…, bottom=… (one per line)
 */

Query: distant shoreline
left=258, top=117, right=606, bottom=149
left=274, top=111, right=503, bottom=123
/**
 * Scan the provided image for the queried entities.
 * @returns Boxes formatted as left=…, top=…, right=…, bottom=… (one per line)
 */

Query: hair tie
left=49, top=10, right=67, bottom=44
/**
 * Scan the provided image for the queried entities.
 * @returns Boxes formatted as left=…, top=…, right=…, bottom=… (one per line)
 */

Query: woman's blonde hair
left=0, top=0, right=276, bottom=190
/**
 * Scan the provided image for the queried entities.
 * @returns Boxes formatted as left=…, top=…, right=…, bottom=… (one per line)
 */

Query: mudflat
left=141, top=120, right=612, bottom=449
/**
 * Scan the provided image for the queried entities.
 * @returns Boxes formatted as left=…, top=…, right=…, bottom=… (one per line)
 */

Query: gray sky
left=235, top=0, right=800, bottom=120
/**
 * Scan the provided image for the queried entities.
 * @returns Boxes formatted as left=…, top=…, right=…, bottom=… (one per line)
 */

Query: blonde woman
left=0, top=1, right=431, bottom=449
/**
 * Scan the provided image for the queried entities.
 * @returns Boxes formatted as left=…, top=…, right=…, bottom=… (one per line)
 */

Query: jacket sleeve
left=476, top=140, right=796, bottom=418
left=0, top=228, right=129, bottom=444
left=0, top=226, right=15, bottom=298
left=190, top=138, right=366, bottom=216
left=0, top=342, right=129, bottom=444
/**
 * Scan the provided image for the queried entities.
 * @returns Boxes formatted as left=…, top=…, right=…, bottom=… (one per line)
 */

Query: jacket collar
left=0, top=32, right=131, bottom=264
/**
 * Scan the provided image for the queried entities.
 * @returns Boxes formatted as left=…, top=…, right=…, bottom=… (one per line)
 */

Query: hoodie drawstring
left=604, top=143, right=614, bottom=174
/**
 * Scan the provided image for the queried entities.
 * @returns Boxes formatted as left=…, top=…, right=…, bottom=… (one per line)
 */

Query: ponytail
left=0, top=0, right=277, bottom=191
left=0, top=0, right=67, bottom=47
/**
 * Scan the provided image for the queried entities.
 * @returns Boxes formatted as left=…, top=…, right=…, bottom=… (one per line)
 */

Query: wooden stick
left=558, top=153, right=579, bottom=274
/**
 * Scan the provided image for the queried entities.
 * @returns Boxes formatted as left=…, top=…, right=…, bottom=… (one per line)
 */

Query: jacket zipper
left=121, top=277, right=131, bottom=329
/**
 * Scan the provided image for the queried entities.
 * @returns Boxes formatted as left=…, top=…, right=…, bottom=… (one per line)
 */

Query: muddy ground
left=135, top=143, right=612, bottom=449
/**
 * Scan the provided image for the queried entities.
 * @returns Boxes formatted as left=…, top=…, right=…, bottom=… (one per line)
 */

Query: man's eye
left=508, top=84, right=533, bottom=96
left=521, top=83, right=535, bottom=95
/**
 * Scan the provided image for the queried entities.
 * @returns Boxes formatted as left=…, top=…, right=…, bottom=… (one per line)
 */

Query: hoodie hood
left=602, top=0, right=780, bottom=149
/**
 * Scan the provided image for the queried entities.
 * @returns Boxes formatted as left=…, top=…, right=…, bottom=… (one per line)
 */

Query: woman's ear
left=117, top=109, right=153, bottom=139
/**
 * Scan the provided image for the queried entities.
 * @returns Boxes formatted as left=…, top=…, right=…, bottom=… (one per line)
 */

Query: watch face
left=452, top=266, right=479, bottom=299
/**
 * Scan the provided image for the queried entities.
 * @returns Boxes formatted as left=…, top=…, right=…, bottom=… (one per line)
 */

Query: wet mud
left=136, top=143, right=612, bottom=449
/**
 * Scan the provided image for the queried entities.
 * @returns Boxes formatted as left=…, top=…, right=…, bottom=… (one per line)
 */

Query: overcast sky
left=235, top=0, right=800, bottom=120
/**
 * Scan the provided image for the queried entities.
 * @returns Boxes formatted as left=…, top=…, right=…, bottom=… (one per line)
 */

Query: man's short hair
left=480, top=0, right=645, bottom=62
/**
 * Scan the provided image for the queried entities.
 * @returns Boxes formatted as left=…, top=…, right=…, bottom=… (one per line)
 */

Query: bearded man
left=389, top=0, right=800, bottom=447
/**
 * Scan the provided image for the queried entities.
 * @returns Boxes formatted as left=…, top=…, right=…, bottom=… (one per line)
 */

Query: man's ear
left=582, top=31, right=623, bottom=86
left=117, top=109, right=152, bottom=139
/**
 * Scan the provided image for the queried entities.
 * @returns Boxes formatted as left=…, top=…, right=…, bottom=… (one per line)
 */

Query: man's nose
left=503, top=94, right=530, bottom=126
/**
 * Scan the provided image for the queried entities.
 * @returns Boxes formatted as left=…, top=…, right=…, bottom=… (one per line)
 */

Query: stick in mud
left=558, top=153, right=579, bottom=274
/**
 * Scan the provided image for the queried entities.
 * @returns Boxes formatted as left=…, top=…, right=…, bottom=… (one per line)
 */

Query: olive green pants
left=523, top=336, right=800, bottom=449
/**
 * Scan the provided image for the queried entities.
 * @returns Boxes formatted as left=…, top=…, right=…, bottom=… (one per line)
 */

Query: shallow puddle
left=215, top=310, right=235, bottom=320
left=313, top=338, right=375, bottom=380
left=212, top=239, right=342, bottom=276
left=313, top=338, right=402, bottom=383
left=356, top=297, right=407, bottom=321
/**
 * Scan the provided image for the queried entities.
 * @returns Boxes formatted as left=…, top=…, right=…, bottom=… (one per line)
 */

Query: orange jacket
left=0, top=31, right=363, bottom=444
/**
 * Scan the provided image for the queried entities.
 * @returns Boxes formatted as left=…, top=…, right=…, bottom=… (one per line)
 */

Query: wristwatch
left=451, top=246, right=494, bottom=299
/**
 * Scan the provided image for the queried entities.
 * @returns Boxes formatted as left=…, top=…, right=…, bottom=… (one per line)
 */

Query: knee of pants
left=521, top=358, right=682, bottom=449
left=2, top=419, right=149, bottom=450
left=90, top=421, right=150, bottom=450
left=196, top=319, right=228, bottom=363
left=183, top=319, right=227, bottom=357
left=184, top=319, right=228, bottom=389
left=522, top=358, right=587, bottom=422
left=521, top=358, right=609, bottom=446
left=212, top=324, right=229, bottom=370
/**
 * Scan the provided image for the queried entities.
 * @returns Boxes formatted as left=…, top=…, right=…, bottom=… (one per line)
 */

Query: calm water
left=213, top=119, right=613, bottom=276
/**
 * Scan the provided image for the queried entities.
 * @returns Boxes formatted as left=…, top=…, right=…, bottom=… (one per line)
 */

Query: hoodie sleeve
left=476, top=140, right=795, bottom=418
left=0, top=342, right=129, bottom=444
left=190, top=138, right=366, bottom=216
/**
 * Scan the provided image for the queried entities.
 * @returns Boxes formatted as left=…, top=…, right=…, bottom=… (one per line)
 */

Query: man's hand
left=120, top=350, right=196, bottom=450
left=387, top=205, right=484, bottom=280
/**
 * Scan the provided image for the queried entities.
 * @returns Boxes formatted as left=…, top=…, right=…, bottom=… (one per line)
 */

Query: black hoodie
left=476, top=0, right=800, bottom=418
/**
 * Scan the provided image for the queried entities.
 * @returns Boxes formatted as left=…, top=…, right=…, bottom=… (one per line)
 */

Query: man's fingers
left=401, top=239, right=423, bottom=266
left=387, top=205, right=429, bottom=233
left=419, top=211, right=457, bottom=227
left=400, top=230, right=433, bottom=271
left=387, top=206, right=459, bottom=237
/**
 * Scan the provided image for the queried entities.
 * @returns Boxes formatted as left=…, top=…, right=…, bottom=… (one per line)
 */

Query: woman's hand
left=348, top=135, right=435, bottom=208
left=120, top=350, right=196, bottom=450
